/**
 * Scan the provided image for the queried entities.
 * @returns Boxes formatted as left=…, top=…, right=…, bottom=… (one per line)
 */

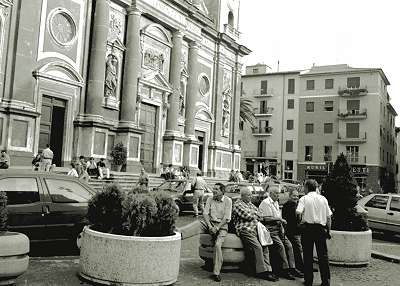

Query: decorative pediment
left=191, top=0, right=209, bottom=16
left=33, top=61, right=84, bottom=87
left=195, top=103, right=214, bottom=123
left=181, top=66, right=189, bottom=79
left=107, top=38, right=125, bottom=52
left=141, top=70, right=172, bottom=92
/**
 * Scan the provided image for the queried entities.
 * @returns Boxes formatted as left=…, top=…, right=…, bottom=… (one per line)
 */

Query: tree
left=322, top=153, right=368, bottom=231
left=240, top=97, right=256, bottom=127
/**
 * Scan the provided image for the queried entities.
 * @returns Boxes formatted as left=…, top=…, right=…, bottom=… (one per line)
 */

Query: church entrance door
left=140, top=103, right=157, bottom=173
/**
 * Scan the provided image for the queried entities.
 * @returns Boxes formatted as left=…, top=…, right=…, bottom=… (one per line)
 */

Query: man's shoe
left=290, top=268, right=304, bottom=278
left=212, top=274, right=221, bottom=282
left=257, top=271, right=278, bottom=282
left=280, top=269, right=295, bottom=280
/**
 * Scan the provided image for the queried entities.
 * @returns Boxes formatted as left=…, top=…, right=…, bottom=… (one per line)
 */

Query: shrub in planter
left=110, top=142, right=127, bottom=171
left=322, top=153, right=368, bottom=231
left=0, top=191, right=30, bottom=284
left=87, top=184, right=125, bottom=234
left=80, top=185, right=181, bottom=285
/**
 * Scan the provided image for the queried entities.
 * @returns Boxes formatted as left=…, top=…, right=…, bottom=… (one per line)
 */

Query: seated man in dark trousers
left=259, top=185, right=303, bottom=280
left=199, top=183, right=232, bottom=282
left=296, top=179, right=332, bottom=286
left=232, top=187, right=278, bottom=282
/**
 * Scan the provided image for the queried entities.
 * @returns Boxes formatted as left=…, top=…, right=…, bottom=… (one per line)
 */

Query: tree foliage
left=322, top=153, right=368, bottom=231
left=240, top=98, right=256, bottom=127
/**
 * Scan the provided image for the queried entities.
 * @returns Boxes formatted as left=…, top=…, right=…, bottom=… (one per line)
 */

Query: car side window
left=44, top=179, right=92, bottom=203
left=0, top=177, right=40, bottom=205
left=365, top=195, right=389, bottom=210
left=389, top=197, right=400, bottom=212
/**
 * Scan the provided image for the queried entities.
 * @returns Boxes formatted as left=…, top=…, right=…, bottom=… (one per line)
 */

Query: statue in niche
left=179, top=81, right=186, bottom=116
left=222, top=98, right=230, bottom=136
left=104, top=54, right=118, bottom=98
left=144, top=48, right=165, bottom=73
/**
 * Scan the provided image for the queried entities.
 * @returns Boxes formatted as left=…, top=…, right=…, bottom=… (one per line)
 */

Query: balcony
left=223, top=24, right=240, bottom=41
left=243, top=151, right=278, bottom=159
left=337, top=132, right=367, bottom=143
left=323, top=154, right=332, bottom=162
left=345, top=155, right=367, bottom=164
left=251, top=88, right=275, bottom=97
left=254, top=107, right=274, bottom=117
left=338, top=109, right=367, bottom=119
left=338, top=87, right=368, bottom=97
left=252, top=126, right=273, bottom=136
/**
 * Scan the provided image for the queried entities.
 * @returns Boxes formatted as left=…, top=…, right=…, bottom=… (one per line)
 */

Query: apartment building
left=239, top=64, right=300, bottom=179
left=297, top=64, right=397, bottom=193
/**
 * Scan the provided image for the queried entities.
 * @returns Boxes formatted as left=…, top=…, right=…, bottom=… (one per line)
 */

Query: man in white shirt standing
left=200, top=183, right=232, bottom=282
left=296, top=179, right=332, bottom=286
left=41, top=144, right=54, bottom=171
left=259, top=185, right=302, bottom=280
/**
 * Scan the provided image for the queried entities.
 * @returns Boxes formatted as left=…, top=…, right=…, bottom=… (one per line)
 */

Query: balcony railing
left=337, top=132, right=367, bottom=143
left=338, top=108, right=367, bottom=119
left=251, top=88, right=274, bottom=97
left=338, top=87, right=368, bottom=97
left=243, top=151, right=278, bottom=159
left=223, top=24, right=240, bottom=41
left=252, top=126, right=273, bottom=136
left=254, top=107, right=274, bottom=116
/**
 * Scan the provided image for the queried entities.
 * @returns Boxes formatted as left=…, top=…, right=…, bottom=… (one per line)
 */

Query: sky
left=239, top=0, right=400, bottom=124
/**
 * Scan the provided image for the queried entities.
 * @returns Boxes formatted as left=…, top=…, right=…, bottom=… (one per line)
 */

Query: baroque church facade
left=0, top=0, right=250, bottom=176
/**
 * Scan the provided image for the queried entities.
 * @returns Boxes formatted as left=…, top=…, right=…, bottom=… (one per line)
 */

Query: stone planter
left=79, top=226, right=181, bottom=286
left=0, top=232, right=30, bottom=285
left=315, top=229, right=372, bottom=266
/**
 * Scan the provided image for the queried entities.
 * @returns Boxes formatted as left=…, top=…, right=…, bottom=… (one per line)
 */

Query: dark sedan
left=0, top=170, right=96, bottom=242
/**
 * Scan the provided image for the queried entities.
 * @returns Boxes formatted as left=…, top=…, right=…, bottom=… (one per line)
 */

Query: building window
left=287, top=120, right=294, bottom=130
left=287, top=99, right=294, bottom=109
left=238, top=140, right=241, bottom=147
left=306, top=80, right=315, bottom=90
left=346, top=123, right=360, bottom=138
left=306, top=102, right=314, bottom=112
left=284, top=160, right=294, bottom=179
left=325, top=79, right=334, bottom=89
left=258, top=140, right=266, bottom=157
left=260, top=100, right=268, bottom=113
left=324, top=101, right=333, bottom=111
left=259, top=120, right=269, bottom=133
left=286, top=140, right=293, bottom=152
left=252, top=68, right=259, bottom=74
left=305, top=146, right=313, bottom=161
left=346, top=146, right=359, bottom=163
left=305, top=123, right=314, bottom=134
left=347, top=77, right=360, bottom=88
left=261, top=80, right=268, bottom=94
left=324, top=123, right=333, bottom=134
left=324, top=146, right=332, bottom=161
left=347, top=100, right=360, bottom=113
left=288, top=79, right=295, bottom=94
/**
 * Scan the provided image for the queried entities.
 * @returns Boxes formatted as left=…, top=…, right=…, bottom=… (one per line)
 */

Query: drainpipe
left=280, top=75, right=286, bottom=179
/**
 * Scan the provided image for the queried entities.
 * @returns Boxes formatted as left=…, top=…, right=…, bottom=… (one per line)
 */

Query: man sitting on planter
left=199, top=183, right=232, bottom=282
left=259, top=185, right=303, bottom=280
left=232, top=187, right=278, bottom=282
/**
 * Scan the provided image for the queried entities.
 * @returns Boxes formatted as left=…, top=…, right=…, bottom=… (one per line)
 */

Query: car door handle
left=42, top=205, right=50, bottom=216
left=387, top=212, right=394, bottom=216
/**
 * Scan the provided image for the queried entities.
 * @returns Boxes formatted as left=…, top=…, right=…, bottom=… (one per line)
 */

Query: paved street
left=16, top=215, right=400, bottom=286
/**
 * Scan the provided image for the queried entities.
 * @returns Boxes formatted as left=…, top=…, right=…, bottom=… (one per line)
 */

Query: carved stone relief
left=104, top=39, right=125, bottom=109
left=143, top=48, right=165, bottom=72
left=104, top=54, right=118, bottom=98
left=108, top=4, right=125, bottom=42
left=221, top=71, right=232, bottom=137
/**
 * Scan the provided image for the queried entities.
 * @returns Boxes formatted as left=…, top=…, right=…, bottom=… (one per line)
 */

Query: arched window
left=228, top=11, right=234, bottom=26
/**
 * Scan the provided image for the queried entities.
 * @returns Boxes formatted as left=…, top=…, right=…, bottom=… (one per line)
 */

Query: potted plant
left=79, top=184, right=181, bottom=285
left=321, top=153, right=371, bottom=266
left=0, top=191, right=30, bottom=285
left=110, top=142, right=127, bottom=172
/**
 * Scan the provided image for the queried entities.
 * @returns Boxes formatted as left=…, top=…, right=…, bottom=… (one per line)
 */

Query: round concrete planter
left=0, top=232, right=30, bottom=285
left=317, top=229, right=372, bottom=266
left=199, top=233, right=245, bottom=264
left=79, top=226, right=181, bottom=286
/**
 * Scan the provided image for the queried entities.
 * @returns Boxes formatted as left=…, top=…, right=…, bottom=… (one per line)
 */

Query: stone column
left=165, top=30, right=184, bottom=134
left=86, top=0, right=109, bottom=116
left=184, top=41, right=200, bottom=139
left=120, top=7, right=141, bottom=124
left=183, top=41, right=200, bottom=170
left=230, top=61, right=242, bottom=146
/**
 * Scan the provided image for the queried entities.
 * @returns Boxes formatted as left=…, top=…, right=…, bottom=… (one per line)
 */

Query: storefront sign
left=305, top=164, right=326, bottom=171
left=351, top=165, right=369, bottom=176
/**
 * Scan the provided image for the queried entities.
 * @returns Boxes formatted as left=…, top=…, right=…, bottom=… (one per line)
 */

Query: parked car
left=152, top=179, right=213, bottom=214
left=358, top=193, right=400, bottom=234
left=0, top=170, right=96, bottom=242
left=224, top=182, right=267, bottom=206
